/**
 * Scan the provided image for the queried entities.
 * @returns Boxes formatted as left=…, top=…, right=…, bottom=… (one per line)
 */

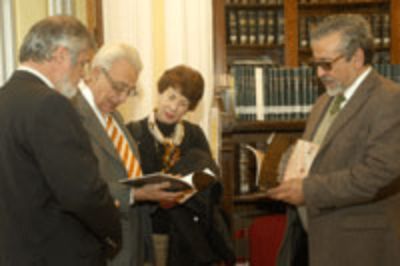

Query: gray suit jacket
left=72, top=91, right=154, bottom=266
left=299, top=70, right=400, bottom=266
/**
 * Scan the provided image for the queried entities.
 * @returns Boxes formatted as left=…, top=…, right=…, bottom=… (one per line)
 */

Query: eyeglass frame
left=309, top=54, right=345, bottom=72
left=100, top=67, right=138, bottom=97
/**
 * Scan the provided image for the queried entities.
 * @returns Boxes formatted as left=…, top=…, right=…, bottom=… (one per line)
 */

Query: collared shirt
left=18, top=65, right=55, bottom=89
left=341, top=66, right=372, bottom=109
left=79, top=80, right=131, bottom=140
left=79, top=80, right=108, bottom=127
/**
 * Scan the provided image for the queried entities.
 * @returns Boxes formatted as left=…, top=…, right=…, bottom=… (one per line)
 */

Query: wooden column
left=213, top=0, right=228, bottom=89
left=86, top=0, right=103, bottom=47
left=390, top=0, right=400, bottom=64
left=284, top=0, right=298, bottom=67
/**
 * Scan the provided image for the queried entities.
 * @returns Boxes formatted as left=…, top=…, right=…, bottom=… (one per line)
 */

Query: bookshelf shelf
left=299, top=1, right=389, bottom=11
left=223, top=120, right=305, bottom=134
left=233, top=192, right=270, bottom=203
left=227, top=45, right=284, bottom=64
left=298, top=45, right=392, bottom=59
left=227, top=44, right=284, bottom=50
left=299, top=3, right=389, bottom=16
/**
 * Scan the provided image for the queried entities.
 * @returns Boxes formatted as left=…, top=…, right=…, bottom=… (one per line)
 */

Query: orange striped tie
left=105, top=115, right=142, bottom=178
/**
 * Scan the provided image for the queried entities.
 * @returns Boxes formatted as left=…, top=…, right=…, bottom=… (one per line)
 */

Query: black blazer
left=0, top=71, right=121, bottom=266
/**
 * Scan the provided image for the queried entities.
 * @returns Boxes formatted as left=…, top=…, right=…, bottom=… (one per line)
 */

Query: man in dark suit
left=0, top=16, right=121, bottom=266
left=71, top=43, right=183, bottom=266
left=268, top=14, right=400, bottom=266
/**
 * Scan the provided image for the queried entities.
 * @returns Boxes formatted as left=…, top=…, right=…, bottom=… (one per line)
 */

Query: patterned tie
left=105, top=115, right=142, bottom=178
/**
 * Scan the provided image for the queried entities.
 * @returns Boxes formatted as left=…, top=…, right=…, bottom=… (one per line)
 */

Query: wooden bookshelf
left=220, top=120, right=305, bottom=219
left=215, top=0, right=400, bottom=67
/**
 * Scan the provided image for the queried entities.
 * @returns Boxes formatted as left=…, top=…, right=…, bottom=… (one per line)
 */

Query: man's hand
left=266, top=178, right=305, bottom=206
left=133, top=182, right=184, bottom=205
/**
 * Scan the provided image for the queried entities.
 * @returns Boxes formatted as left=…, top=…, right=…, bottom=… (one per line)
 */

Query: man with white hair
left=72, top=43, right=183, bottom=266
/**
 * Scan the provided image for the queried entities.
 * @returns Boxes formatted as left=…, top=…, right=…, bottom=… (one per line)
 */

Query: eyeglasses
left=101, top=68, right=138, bottom=97
left=310, top=54, right=345, bottom=72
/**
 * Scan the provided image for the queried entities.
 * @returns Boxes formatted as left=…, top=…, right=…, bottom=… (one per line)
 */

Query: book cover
left=283, top=139, right=320, bottom=180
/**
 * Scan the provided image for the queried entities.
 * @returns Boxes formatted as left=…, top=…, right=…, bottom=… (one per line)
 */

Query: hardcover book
left=119, top=169, right=216, bottom=193
left=283, top=139, right=319, bottom=180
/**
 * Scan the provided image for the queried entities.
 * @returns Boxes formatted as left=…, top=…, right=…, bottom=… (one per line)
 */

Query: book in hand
left=241, top=133, right=294, bottom=191
left=283, top=139, right=320, bottom=181
left=118, top=169, right=216, bottom=193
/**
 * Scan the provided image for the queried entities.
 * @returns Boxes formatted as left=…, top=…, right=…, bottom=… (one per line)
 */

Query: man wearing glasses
left=72, top=43, right=184, bottom=266
left=268, top=14, right=400, bottom=266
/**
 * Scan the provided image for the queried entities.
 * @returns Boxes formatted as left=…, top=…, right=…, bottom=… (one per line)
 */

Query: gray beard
left=321, top=77, right=345, bottom=96
left=60, top=86, right=77, bottom=98
left=56, top=77, right=77, bottom=98
left=326, top=85, right=344, bottom=97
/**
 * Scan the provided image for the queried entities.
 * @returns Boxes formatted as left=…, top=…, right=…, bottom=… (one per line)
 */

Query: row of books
left=299, top=14, right=390, bottom=50
left=231, top=64, right=321, bottom=121
left=230, top=63, right=400, bottom=122
left=226, top=7, right=390, bottom=50
left=374, top=51, right=391, bottom=65
left=375, top=64, right=400, bottom=84
left=226, top=8, right=284, bottom=46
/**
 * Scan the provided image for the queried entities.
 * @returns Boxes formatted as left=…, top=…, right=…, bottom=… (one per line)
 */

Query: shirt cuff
left=129, top=188, right=135, bottom=205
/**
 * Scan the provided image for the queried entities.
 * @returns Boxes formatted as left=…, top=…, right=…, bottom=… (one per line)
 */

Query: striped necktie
left=105, top=115, right=142, bottom=178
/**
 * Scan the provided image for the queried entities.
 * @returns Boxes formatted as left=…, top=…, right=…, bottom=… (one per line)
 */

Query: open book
left=241, top=133, right=298, bottom=191
left=283, top=139, right=320, bottom=181
left=119, top=169, right=216, bottom=192
left=119, top=169, right=216, bottom=203
left=243, top=144, right=266, bottom=188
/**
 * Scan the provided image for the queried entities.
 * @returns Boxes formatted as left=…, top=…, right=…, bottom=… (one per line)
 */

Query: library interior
left=1, top=0, right=400, bottom=265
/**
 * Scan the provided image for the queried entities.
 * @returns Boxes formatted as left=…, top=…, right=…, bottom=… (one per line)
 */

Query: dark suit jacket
left=72, top=91, right=154, bottom=266
left=300, top=70, right=400, bottom=266
left=0, top=71, right=121, bottom=266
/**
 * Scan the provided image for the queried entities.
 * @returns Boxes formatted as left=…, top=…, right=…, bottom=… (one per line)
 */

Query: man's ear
left=91, top=66, right=101, bottom=81
left=85, top=66, right=101, bottom=84
left=353, top=48, right=365, bottom=68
